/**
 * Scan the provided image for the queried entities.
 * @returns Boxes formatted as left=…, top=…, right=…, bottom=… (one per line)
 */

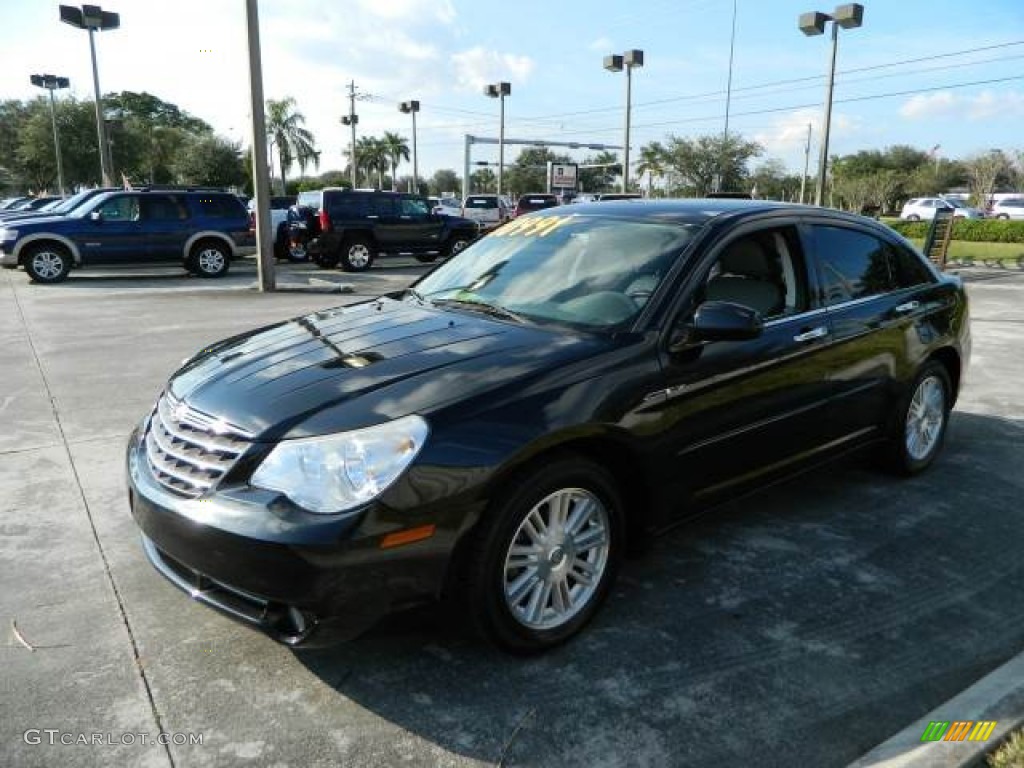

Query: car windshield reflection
left=414, top=214, right=697, bottom=330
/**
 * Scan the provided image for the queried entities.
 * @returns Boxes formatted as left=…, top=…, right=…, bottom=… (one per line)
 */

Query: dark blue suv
left=0, top=190, right=255, bottom=283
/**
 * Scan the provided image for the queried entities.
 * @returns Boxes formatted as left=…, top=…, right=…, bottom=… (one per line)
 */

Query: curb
left=246, top=280, right=355, bottom=294
left=847, top=651, right=1024, bottom=768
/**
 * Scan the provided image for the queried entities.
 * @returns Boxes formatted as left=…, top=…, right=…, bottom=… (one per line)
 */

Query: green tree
left=266, top=97, right=318, bottom=195
left=171, top=136, right=245, bottom=187
left=579, top=151, right=620, bottom=193
left=430, top=169, right=461, bottom=196
left=750, top=159, right=802, bottom=201
left=356, top=136, right=389, bottom=189
left=104, top=91, right=212, bottom=134
left=664, top=134, right=762, bottom=196
left=381, top=131, right=410, bottom=191
left=637, top=142, right=666, bottom=197
left=965, top=150, right=1009, bottom=207
left=470, top=167, right=496, bottom=192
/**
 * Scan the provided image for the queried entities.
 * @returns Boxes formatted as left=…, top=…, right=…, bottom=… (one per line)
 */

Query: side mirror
left=671, top=300, right=763, bottom=351
left=89, top=211, right=104, bottom=223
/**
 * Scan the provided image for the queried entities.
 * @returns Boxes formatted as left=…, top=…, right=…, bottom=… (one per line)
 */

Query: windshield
left=946, top=198, right=966, bottom=208
left=412, top=213, right=696, bottom=330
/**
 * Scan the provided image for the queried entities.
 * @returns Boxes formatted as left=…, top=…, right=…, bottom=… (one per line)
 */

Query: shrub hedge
left=883, top=218, right=1024, bottom=243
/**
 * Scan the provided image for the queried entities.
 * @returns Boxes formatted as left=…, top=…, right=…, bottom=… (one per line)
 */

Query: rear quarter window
left=194, top=195, right=246, bottom=219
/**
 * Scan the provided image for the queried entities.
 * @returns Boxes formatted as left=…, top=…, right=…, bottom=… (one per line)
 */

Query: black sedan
left=127, top=200, right=970, bottom=653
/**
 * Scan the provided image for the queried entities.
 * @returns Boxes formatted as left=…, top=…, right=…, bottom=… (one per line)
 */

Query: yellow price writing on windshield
left=491, top=215, right=574, bottom=238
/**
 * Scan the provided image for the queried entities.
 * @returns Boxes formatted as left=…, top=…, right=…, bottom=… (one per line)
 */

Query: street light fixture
left=484, top=82, right=510, bottom=197
left=799, top=3, right=864, bottom=206
left=399, top=100, right=420, bottom=194
left=604, top=49, right=644, bottom=194
left=30, top=74, right=71, bottom=195
left=59, top=4, right=120, bottom=186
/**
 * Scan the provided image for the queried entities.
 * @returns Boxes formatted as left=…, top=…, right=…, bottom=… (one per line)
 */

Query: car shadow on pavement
left=293, top=410, right=1024, bottom=767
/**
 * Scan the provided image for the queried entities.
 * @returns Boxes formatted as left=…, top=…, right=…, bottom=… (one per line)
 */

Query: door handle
left=894, top=300, right=920, bottom=314
left=793, top=326, right=828, bottom=342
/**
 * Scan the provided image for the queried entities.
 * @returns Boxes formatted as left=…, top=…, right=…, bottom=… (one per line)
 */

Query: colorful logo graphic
left=920, top=721, right=997, bottom=742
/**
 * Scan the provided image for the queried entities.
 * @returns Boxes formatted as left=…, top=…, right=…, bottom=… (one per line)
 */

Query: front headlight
left=0, top=229, right=18, bottom=242
left=250, top=415, right=429, bottom=515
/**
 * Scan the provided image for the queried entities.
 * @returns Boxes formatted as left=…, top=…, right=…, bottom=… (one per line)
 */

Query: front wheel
left=462, top=456, right=623, bottom=653
left=190, top=241, right=231, bottom=278
left=997, top=214, right=1010, bottom=220
left=24, top=243, right=72, bottom=284
left=906, top=214, right=920, bottom=222
left=340, top=237, right=375, bottom=272
left=880, top=361, right=952, bottom=476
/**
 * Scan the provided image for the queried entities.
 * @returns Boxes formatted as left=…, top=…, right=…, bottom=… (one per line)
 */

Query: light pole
left=604, top=50, right=644, bottom=193
left=59, top=4, right=119, bottom=186
left=484, top=82, right=510, bottom=197
left=30, top=74, right=70, bottom=195
left=799, top=3, right=863, bottom=207
left=399, top=100, right=420, bottom=194
left=341, top=80, right=359, bottom=189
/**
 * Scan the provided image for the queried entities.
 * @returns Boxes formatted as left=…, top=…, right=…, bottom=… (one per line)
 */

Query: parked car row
left=897, top=195, right=1024, bottom=221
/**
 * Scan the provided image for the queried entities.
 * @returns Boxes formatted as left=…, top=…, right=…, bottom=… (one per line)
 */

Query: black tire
left=997, top=214, right=1010, bottom=220
left=879, top=361, right=952, bottom=476
left=189, top=240, right=231, bottom=278
left=461, top=455, right=623, bottom=653
left=340, top=236, right=375, bottom=272
left=23, top=242, right=72, bottom=284
left=314, top=251, right=339, bottom=269
left=414, top=254, right=439, bottom=264
left=286, top=237, right=309, bottom=263
left=907, top=214, right=920, bottom=222
left=445, top=235, right=473, bottom=258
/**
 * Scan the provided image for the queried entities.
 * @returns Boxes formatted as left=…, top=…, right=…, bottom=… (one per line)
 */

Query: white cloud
left=449, top=47, right=535, bottom=93
left=355, top=0, right=456, bottom=25
left=588, top=37, right=614, bottom=52
left=967, top=90, right=1024, bottom=120
left=899, top=92, right=957, bottom=120
left=899, top=90, right=1024, bottom=122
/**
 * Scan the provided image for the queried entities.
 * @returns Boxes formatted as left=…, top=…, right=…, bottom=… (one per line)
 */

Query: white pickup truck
left=460, top=194, right=511, bottom=231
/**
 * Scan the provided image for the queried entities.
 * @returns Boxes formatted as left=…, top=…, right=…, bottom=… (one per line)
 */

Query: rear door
left=394, top=195, right=444, bottom=251
left=800, top=220, right=937, bottom=441
left=141, top=194, right=189, bottom=261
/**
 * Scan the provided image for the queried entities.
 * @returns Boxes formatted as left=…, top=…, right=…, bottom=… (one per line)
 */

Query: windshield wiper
left=430, top=298, right=530, bottom=324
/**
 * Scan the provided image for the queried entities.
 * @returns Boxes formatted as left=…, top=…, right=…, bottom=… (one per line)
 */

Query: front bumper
left=1, top=245, right=17, bottom=267
left=126, top=424, right=459, bottom=646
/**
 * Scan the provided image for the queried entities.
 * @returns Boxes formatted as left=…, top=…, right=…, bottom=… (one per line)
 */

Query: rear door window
left=195, top=195, right=244, bottom=219
left=808, top=225, right=896, bottom=305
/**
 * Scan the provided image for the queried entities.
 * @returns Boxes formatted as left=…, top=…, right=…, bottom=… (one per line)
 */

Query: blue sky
left=1, top=0, right=1022, bottom=181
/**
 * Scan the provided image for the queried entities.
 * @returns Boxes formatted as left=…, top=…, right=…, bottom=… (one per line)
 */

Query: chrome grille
left=144, top=394, right=251, bottom=497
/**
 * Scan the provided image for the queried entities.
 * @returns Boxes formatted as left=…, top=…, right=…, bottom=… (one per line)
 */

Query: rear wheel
left=906, top=214, right=920, bottom=222
left=997, top=213, right=1010, bottom=220
left=880, top=361, right=951, bottom=476
left=340, top=236, right=374, bottom=272
left=414, top=254, right=439, bottom=264
left=190, top=240, right=230, bottom=278
left=445, top=235, right=472, bottom=258
left=24, top=243, right=72, bottom=284
left=462, top=456, right=623, bottom=653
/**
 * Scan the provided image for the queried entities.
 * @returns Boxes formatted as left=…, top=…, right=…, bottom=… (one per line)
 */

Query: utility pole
left=244, top=0, right=274, bottom=291
left=800, top=122, right=812, bottom=204
left=341, top=81, right=359, bottom=189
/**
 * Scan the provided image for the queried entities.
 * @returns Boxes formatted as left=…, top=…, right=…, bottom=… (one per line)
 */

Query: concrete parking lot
left=2, top=260, right=1023, bottom=767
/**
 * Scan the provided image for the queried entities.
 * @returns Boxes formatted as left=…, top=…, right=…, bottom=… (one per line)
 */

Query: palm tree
left=380, top=132, right=410, bottom=191
left=356, top=136, right=389, bottom=189
left=265, top=97, right=318, bottom=194
left=637, top=141, right=667, bottom=197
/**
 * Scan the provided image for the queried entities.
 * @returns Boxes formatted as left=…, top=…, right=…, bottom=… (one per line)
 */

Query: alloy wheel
left=905, top=375, right=945, bottom=461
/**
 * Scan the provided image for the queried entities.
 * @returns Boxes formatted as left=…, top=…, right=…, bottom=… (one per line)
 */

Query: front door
left=75, top=194, right=145, bottom=265
left=647, top=222, right=837, bottom=505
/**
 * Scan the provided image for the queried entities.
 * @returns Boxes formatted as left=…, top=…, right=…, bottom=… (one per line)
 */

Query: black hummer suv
left=294, top=189, right=480, bottom=272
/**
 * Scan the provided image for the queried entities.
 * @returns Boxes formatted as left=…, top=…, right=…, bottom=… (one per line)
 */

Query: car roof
left=538, top=197, right=794, bottom=224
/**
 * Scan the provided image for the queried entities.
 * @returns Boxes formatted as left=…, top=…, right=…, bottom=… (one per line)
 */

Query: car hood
left=168, top=297, right=604, bottom=440
left=1, top=214, right=75, bottom=229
